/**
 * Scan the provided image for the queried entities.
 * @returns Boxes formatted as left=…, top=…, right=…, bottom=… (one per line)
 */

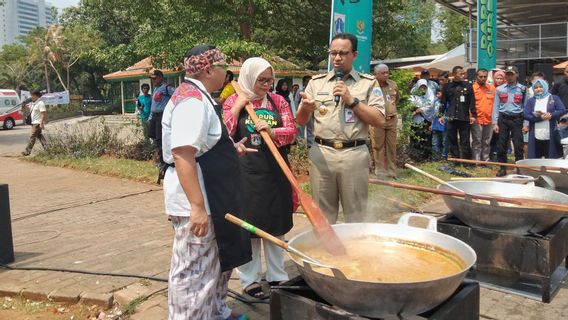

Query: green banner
left=477, top=0, right=497, bottom=70
left=330, top=0, right=373, bottom=73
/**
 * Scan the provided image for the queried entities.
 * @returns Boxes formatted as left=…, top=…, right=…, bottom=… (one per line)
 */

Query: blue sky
left=51, top=0, right=80, bottom=10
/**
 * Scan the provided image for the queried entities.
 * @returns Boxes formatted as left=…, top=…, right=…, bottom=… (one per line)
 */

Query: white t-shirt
left=29, top=100, right=46, bottom=125
left=534, top=97, right=550, bottom=140
left=161, top=78, right=222, bottom=216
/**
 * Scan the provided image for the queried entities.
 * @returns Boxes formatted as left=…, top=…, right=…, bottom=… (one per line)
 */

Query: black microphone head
left=334, top=69, right=344, bottom=80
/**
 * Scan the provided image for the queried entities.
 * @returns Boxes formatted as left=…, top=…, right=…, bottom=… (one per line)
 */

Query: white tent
left=426, top=44, right=476, bottom=71
left=397, top=44, right=476, bottom=71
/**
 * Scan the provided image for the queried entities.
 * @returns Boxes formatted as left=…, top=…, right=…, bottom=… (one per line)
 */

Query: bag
left=25, top=115, right=32, bottom=125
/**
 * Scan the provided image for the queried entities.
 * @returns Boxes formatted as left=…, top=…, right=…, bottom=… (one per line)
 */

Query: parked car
left=0, top=89, right=23, bottom=130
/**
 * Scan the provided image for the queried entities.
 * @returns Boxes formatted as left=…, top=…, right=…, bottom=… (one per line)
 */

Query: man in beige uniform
left=370, top=64, right=399, bottom=179
left=297, top=33, right=385, bottom=223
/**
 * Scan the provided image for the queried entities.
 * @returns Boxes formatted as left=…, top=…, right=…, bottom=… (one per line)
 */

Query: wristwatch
left=346, top=97, right=360, bottom=109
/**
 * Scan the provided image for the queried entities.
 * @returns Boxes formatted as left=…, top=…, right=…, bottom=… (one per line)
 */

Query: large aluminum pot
left=439, top=181, right=568, bottom=234
left=516, top=159, right=568, bottom=193
left=287, top=213, right=476, bottom=318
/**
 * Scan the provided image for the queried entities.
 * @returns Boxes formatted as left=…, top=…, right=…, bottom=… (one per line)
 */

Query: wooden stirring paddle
left=231, top=81, right=346, bottom=255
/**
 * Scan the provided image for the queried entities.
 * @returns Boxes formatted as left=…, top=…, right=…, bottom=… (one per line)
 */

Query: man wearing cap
left=161, top=44, right=252, bottom=320
left=492, top=66, right=527, bottom=176
left=370, top=63, right=399, bottom=179
left=148, top=69, right=175, bottom=165
left=296, top=32, right=385, bottom=224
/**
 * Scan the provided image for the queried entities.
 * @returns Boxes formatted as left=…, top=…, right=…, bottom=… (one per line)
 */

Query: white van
left=0, top=89, right=23, bottom=129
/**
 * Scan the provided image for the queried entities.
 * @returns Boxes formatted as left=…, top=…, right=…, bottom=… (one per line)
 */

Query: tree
left=437, top=6, right=469, bottom=51
left=0, top=44, right=32, bottom=90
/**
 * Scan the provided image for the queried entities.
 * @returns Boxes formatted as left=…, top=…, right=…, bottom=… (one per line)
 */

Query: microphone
left=334, top=69, right=344, bottom=106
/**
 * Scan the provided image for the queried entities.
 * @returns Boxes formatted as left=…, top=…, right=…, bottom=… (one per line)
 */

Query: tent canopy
left=398, top=44, right=475, bottom=72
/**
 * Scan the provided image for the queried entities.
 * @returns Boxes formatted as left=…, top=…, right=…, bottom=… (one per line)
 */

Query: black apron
left=177, top=80, right=252, bottom=272
left=234, top=94, right=293, bottom=237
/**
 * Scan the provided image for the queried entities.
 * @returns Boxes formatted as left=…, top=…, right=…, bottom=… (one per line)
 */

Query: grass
left=365, top=161, right=495, bottom=222
left=24, top=154, right=158, bottom=184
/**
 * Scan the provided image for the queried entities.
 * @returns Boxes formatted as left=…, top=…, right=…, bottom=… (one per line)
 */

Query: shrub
left=41, top=117, right=153, bottom=161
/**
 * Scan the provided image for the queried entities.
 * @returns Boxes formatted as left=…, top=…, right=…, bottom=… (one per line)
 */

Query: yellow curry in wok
left=293, top=236, right=466, bottom=283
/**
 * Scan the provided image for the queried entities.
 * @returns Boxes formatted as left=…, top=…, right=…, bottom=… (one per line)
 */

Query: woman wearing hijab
left=524, top=79, right=567, bottom=159
left=275, top=79, right=292, bottom=106
left=409, top=79, right=436, bottom=161
left=492, top=69, right=506, bottom=87
left=222, top=57, right=296, bottom=299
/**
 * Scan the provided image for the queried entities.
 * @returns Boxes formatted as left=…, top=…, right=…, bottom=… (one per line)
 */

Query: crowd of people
left=127, top=31, right=568, bottom=319
left=406, top=65, right=568, bottom=176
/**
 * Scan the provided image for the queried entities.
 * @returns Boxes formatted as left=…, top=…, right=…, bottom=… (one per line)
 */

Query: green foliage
left=437, top=6, right=469, bottom=51
left=41, top=118, right=153, bottom=161
left=289, top=139, right=309, bottom=176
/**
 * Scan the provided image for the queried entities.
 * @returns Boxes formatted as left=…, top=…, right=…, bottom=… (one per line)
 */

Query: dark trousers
left=24, top=124, right=48, bottom=154
left=535, top=139, right=550, bottom=158
left=148, top=112, right=164, bottom=163
left=446, top=120, right=471, bottom=159
left=497, top=113, right=524, bottom=164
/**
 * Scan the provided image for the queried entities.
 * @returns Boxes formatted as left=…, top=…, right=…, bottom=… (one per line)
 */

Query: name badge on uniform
left=344, top=108, right=356, bottom=123
left=250, top=133, right=262, bottom=146
left=460, top=95, right=465, bottom=103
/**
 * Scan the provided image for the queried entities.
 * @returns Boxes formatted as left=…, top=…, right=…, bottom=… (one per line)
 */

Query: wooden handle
left=404, top=163, right=463, bottom=193
left=231, top=81, right=346, bottom=255
left=448, top=157, right=567, bottom=173
left=370, top=179, right=568, bottom=212
left=225, top=213, right=288, bottom=250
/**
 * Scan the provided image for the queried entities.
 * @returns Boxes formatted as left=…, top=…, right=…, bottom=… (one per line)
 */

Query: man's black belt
left=499, top=112, right=523, bottom=120
left=314, top=137, right=366, bottom=149
left=157, top=162, right=175, bottom=184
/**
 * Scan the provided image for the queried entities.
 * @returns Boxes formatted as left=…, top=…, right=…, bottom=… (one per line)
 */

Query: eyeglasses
left=256, top=77, right=274, bottom=86
left=328, top=50, right=353, bottom=58
left=212, top=63, right=229, bottom=71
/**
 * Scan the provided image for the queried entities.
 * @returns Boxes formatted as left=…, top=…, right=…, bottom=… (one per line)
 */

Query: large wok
left=439, top=181, right=568, bottom=234
left=516, top=159, right=568, bottom=193
left=287, top=213, right=476, bottom=318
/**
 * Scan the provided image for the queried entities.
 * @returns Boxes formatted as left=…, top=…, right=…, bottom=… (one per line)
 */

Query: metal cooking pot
left=516, top=159, right=568, bottom=193
left=287, top=213, right=476, bottom=318
left=439, top=181, right=568, bottom=234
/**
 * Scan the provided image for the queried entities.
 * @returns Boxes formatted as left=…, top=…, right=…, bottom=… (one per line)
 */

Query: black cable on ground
left=0, top=264, right=269, bottom=305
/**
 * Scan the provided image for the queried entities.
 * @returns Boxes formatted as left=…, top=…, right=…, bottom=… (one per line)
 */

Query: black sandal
left=244, top=282, right=267, bottom=299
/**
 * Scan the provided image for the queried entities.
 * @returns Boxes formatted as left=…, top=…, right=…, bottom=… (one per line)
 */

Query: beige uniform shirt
left=302, top=70, right=385, bottom=141
left=381, top=79, right=399, bottom=118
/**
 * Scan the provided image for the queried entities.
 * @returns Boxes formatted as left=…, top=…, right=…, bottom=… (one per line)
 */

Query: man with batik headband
left=161, top=44, right=252, bottom=320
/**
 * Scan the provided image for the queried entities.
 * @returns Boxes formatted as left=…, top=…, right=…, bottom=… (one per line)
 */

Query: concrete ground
left=1, top=120, right=568, bottom=319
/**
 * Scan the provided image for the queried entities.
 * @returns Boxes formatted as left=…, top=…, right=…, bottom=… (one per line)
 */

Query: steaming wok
left=439, top=181, right=568, bottom=234
left=516, top=159, right=568, bottom=193
left=287, top=213, right=476, bottom=318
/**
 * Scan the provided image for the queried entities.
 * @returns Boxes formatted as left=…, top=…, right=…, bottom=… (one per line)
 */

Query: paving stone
left=46, top=288, right=80, bottom=304
left=113, top=281, right=167, bottom=307
left=80, top=292, right=114, bottom=309
left=129, top=304, right=167, bottom=320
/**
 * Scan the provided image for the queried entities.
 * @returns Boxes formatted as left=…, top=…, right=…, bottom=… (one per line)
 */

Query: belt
left=314, top=137, right=366, bottom=149
left=499, top=112, right=523, bottom=119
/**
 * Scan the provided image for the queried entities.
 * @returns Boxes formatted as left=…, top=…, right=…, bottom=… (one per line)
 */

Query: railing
left=467, top=22, right=568, bottom=62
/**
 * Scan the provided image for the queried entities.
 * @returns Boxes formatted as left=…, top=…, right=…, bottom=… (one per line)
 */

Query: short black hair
left=31, top=89, right=41, bottom=97
left=531, top=71, right=545, bottom=79
left=452, top=66, right=463, bottom=74
left=331, top=33, right=358, bottom=51
left=226, top=70, right=234, bottom=81
left=141, top=83, right=150, bottom=90
left=477, top=68, right=488, bottom=74
left=438, top=71, right=449, bottom=78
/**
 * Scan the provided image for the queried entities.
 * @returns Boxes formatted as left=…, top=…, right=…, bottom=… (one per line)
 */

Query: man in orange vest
left=472, top=68, right=496, bottom=161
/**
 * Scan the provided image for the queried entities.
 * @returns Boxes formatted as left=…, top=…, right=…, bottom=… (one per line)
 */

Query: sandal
left=243, top=282, right=267, bottom=299
left=268, top=280, right=286, bottom=287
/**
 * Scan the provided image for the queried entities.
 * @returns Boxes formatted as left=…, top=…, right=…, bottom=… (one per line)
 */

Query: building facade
left=0, top=0, right=57, bottom=47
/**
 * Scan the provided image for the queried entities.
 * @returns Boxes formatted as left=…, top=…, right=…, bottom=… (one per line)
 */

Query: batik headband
left=183, top=47, right=225, bottom=74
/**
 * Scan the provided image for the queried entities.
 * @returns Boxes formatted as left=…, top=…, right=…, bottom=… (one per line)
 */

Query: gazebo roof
left=103, top=56, right=317, bottom=82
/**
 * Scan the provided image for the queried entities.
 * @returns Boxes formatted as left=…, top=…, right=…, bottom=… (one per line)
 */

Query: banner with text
left=477, top=0, right=497, bottom=70
left=329, top=0, right=373, bottom=73
left=40, top=91, right=70, bottom=105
